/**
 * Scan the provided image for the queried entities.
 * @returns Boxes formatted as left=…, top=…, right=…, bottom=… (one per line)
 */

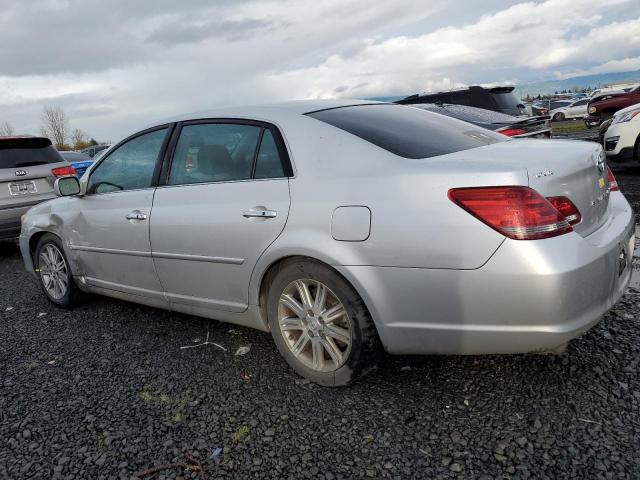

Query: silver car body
left=19, top=100, right=635, bottom=354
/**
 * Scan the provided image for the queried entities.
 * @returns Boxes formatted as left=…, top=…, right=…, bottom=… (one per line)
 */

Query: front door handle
left=242, top=209, right=277, bottom=218
left=126, top=212, right=148, bottom=221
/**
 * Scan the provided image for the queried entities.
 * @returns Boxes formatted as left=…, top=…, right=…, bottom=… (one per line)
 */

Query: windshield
left=306, top=104, right=506, bottom=159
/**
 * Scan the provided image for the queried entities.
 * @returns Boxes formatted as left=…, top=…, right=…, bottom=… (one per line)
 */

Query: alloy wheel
left=277, top=279, right=352, bottom=372
left=39, top=244, right=68, bottom=300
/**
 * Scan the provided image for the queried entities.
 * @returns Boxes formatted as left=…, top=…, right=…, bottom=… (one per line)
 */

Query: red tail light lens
left=497, top=127, right=528, bottom=137
left=448, top=186, right=573, bottom=240
left=547, top=196, right=581, bottom=225
left=607, top=167, right=619, bottom=191
left=51, top=165, right=76, bottom=177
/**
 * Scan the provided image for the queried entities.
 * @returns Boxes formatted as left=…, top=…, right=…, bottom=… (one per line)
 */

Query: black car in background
left=410, top=103, right=551, bottom=138
left=396, top=85, right=527, bottom=116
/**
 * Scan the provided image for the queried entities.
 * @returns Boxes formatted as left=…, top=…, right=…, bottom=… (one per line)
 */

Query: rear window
left=0, top=138, right=63, bottom=169
left=491, top=91, right=524, bottom=112
left=306, top=104, right=506, bottom=159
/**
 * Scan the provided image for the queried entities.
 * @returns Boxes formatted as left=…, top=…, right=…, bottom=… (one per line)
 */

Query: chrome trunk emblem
left=14, top=170, right=27, bottom=176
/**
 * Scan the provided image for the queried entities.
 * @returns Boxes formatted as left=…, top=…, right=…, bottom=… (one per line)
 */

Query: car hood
left=612, top=101, right=640, bottom=117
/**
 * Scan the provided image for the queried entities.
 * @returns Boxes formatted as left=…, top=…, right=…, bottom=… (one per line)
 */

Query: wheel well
left=257, top=255, right=368, bottom=331
left=28, top=231, right=49, bottom=262
left=28, top=231, right=62, bottom=265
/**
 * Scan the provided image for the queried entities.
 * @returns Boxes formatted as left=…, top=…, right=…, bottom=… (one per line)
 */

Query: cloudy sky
left=1, top=0, right=639, bottom=141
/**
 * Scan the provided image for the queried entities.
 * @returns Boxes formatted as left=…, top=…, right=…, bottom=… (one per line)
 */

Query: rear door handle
left=126, top=212, right=148, bottom=221
left=242, top=209, right=277, bottom=218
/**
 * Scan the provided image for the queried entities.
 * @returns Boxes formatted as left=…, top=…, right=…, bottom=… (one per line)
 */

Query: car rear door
left=66, top=126, right=172, bottom=300
left=149, top=120, right=292, bottom=313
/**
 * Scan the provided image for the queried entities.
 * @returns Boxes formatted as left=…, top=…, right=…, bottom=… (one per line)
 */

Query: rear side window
left=168, top=123, right=290, bottom=185
left=307, top=104, right=506, bottom=159
left=0, top=138, right=63, bottom=169
left=254, top=130, right=285, bottom=179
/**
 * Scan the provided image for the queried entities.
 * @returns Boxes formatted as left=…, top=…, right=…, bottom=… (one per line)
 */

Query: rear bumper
left=0, top=219, right=21, bottom=239
left=0, top=199, right=49, bottom=239
left=337, top=192, right=635, bottom=355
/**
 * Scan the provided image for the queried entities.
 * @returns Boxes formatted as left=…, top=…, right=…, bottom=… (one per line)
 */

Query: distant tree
left=88, top=138, right=99, bottom=146
left=40, top=106, right=68, bottom=148
left=71, top=128, right=92, bottom=150
left=0, top=120, right=15, bottom=136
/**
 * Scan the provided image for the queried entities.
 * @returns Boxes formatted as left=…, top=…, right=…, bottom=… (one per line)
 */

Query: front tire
left=35, top=234, right=81, bottom=308
left=553, top=112, right=565, bottom=121
left=266, top=258, right=381, bottom=386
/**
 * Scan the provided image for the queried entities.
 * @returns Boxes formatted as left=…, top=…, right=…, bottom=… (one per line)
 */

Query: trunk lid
left=512, top=140, right=609, bottom=237
left=444, top=139, right=611, bottom=237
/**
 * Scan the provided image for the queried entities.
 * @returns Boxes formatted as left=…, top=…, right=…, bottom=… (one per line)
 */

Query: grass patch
left=233, top=425, right=251, bottom=442
left=551, top=120, right=588, bottom=134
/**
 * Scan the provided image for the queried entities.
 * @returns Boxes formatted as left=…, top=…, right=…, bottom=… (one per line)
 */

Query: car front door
left=150, top=121, right=292, bottom=313
left=67, top=126, right=172, bottom=301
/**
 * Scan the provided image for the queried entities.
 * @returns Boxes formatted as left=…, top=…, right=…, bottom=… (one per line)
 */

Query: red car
left=586, top=85, right=640, bottom=127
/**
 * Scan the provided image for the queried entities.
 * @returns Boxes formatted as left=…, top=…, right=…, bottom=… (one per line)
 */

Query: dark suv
left=396, top=85, right=527, bottom=116
left=0, top=137, right=74, bottom=239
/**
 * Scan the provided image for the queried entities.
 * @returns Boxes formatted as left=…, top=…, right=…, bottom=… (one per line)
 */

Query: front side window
left=87, top=128, right=168, bottom=194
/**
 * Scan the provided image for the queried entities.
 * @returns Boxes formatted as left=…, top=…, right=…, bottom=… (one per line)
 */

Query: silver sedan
left=19, top=100, right=635, bottom=386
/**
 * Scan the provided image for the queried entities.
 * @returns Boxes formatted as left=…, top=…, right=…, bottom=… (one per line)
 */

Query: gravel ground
left=1, top=172, right=639, bottom=479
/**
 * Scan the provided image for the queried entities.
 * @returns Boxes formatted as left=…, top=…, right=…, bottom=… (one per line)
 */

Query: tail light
left=547, top=196, right=581, bottom=225
left=51, top=165, right=76, bottom=177
left=607, top=167, right=619, bottom=191
left=448, top=186, right=573, bottom=240
left=497, top=127, right=528, bottom=137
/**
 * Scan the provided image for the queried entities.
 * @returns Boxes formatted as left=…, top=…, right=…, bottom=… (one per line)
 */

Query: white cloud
left=0, top=0, right=638, bottom=141
left=265, top=0, right=640, bottom=98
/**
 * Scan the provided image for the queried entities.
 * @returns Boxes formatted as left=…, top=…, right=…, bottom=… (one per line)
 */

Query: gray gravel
left=1, top=172, right=639, bottom=479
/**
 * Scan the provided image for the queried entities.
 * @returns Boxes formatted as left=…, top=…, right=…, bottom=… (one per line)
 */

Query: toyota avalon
left=19, top=100, right=634, bottom=386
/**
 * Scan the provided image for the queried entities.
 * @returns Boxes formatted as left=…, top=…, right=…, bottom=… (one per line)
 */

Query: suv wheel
left=266, top=259, right=380, bottom=386
left=35, top=234, right=81, bottom=308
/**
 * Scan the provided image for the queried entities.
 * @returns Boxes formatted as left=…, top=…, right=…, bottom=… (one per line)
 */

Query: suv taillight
left=497, top=127, right=527, bottom=137
left=607, top=167, right=619, bottom=191
left=547, top=196, right=581, bottom=225
left=51, top=166, right=76, bottom=177
left=448, top=186, right=573, bottom=240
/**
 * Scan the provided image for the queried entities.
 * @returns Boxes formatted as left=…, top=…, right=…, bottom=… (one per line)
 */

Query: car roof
left=152, top=99, right=382, bottom=127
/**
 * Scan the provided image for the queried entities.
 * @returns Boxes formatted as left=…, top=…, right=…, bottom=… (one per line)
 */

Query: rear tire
left=553, top=112, right=565, bottom=121
left=35, top=234, right=82, bottom=308
left=266, top=258, right=381, bottom=386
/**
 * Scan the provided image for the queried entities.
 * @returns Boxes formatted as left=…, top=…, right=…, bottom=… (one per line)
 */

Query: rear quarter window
left=306, top=104, right=506, bottom=159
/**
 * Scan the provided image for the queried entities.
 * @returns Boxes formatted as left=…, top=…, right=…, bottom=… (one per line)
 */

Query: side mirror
left=54, top=176, right=81, bottom=197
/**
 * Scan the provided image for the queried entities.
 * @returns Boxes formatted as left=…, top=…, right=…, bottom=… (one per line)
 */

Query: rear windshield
left=0, top=138, right=63, bottom=169
left=306, top=104, right=506, bottom=159
left=491, top=91, right=524, bottom=113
